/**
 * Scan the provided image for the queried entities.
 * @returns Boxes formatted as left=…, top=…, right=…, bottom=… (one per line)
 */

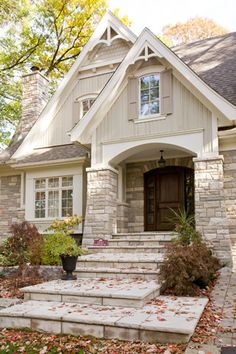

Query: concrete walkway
left=185, top=267, right=236, bottom=353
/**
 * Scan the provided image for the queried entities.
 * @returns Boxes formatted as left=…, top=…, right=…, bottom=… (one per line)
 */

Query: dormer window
left=140, top=74, right=160, bottom=117
left=82, top=98, right=96, bottom=117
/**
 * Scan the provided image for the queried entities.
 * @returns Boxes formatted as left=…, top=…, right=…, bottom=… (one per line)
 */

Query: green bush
left=42, top=232, right=84, bottom=265
left=160, top=241, right=220, bottom=296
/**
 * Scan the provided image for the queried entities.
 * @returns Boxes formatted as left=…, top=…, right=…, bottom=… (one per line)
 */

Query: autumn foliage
left=162, top=17, right=228, bottom=46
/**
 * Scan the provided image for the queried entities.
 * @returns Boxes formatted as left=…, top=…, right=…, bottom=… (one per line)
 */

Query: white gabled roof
left=12, top=11, right=137, bottom=159
left=70, top=27, right=236, bottom=144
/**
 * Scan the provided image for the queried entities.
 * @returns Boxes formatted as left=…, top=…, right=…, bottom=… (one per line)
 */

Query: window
left=34, top=176, right=73, bottom=219
left=81, top=98, right=95, bottom=117
left=140, top=74, right=160, bottom=117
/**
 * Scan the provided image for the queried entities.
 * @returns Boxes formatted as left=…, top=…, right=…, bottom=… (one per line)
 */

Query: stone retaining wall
left=0, top=265, right=62, bottom=280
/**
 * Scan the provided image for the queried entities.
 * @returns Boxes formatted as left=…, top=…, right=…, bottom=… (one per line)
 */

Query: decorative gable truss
left=12, top=11, right=137, bottom=160
left=70, top=27, right=236, bottom=145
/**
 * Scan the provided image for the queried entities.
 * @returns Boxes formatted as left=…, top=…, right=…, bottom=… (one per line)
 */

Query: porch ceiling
left=123, top=145, right=192, bottom=163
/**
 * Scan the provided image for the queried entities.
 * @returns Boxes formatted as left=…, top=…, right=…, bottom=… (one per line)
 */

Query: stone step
left=112, top=232, right=176, bottom=241
left=108, top=238, right=172, bottom=246
left=87, top=245, right=166, bottom=254
left=22, top=279, right=160, bottom=308
left=77, top=253, right=164, bottom=270
left=0, top=297, right=208, bottom=343
left=75, top=266, right=160, bottom=280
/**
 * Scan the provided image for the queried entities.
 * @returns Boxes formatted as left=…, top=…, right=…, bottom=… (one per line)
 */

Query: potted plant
left=46, top=215, right=84, bottom=280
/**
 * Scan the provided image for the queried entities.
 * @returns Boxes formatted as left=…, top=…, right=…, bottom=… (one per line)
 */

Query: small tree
left=1, top=221, right=43, bottom=271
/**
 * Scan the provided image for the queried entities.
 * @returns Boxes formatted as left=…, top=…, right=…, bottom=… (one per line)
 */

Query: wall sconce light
left=158, top=150, right=166, bottom=167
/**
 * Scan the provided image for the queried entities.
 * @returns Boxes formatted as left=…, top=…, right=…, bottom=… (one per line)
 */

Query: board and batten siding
left=95, top=74, right=213, bottom=164
left=35, top=72, right=112, bottom=148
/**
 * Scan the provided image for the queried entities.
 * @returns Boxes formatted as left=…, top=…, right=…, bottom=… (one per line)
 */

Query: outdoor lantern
left=158, top=150, right=166, bottom=167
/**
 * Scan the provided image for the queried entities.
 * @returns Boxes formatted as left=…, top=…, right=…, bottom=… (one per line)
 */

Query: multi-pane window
left=34, top=176, right=73, bottom=219
left=82, top=98, right=95, bottom=117
left=140, top=74, right=160, bottom=117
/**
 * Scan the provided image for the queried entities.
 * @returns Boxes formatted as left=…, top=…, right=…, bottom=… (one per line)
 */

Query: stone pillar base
left=194, top=156, right=232, bottom=265
left=82, top=167, right=118, bottom=246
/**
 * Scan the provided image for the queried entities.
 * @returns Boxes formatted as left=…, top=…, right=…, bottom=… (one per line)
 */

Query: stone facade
left=194, top=156, right=232, bottom=265
left=21, top=70, right=49, bottom=135
left=222, top=150, right=236, bottom=267
left=82, top=167, right=118, bottom=246
left=126, top=157, right=194, bottom=233
left=0, top=175, right=24, bottom=241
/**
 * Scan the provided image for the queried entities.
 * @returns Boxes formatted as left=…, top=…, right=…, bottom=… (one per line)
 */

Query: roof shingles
left=173, top=32, right=236, bottom=106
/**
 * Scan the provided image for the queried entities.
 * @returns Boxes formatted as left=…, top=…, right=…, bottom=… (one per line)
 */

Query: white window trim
left=138, top=72, right=161, bottom=120
left=74, top=93, right=98, bottom=120
left=25, top=166, right=83, bottom=226
left=34, top=176, right=73, bottom=220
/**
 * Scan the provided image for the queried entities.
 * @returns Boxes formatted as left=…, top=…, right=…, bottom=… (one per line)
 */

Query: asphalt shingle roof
left=13, top=144, right=88, bottom=165
left=173, top=32, right=236, bottom=106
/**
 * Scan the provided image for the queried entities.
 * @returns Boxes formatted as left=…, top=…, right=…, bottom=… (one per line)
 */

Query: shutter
left=128, top=77, right=138, bottom=121
left=160, top=69, right=172, bottom=115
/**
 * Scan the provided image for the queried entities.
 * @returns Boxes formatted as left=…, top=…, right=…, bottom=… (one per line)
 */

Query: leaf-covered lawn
left=0, top=329, right=186, bottom=354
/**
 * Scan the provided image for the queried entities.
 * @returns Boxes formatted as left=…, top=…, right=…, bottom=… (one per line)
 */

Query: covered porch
left=82, top=137, right=232, bottom=265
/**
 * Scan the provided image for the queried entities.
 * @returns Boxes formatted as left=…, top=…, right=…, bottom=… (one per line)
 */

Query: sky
left=108, top=0, right=236, bottom=35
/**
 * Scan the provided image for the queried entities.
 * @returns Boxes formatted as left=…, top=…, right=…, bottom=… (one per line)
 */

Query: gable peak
left=89, top=11, right=137, bottom=52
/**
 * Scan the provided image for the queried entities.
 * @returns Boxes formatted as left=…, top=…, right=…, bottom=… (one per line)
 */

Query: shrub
left=42, top=232, right=84, bottom=265
left=0, top=221, right=43, bottom=267
left=160, top=241, right=220, bottom=296
left=169, top=208, right=201, bottom=245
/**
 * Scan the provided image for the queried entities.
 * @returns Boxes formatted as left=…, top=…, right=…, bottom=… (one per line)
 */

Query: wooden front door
left=144, top=166, right=194, bottom=231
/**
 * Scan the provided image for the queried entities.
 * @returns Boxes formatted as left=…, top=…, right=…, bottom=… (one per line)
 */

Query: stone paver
left=185, top=267, right=236, bottom=353
left=0, top=296, right=208, bottom=343
left=0, top=298, right=22, bottom=310
left=78, top=253, right=164, bottom=262
left=21, top=278, right=160, bottom=308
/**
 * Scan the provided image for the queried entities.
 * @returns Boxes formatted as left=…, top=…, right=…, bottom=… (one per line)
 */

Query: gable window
left=140, top=74, right=160, bottom=117
left=34, top=176, right=73, bottom=219
left=81, top=98, right=95, bottom=117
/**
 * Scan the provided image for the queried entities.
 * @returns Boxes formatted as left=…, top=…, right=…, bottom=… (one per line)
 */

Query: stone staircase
left=0, top=231, right=208, bottom=343
left=76, top=232, right=174, bottom=280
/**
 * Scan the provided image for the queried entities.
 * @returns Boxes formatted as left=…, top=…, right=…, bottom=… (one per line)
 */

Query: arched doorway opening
left=144, top=166, right=194, bottom=231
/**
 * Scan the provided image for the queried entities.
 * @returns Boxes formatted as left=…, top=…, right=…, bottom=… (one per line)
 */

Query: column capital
left=193, top=155, right=224, bottom=163
left=86, top=166, right=119, bottom=174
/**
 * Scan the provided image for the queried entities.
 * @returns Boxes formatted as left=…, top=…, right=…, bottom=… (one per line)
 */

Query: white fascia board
left=71, top=28, right=236, bottom=144
left=9, top=157, right=87, bottom=169
left=12, top=12, right=137, bottom=160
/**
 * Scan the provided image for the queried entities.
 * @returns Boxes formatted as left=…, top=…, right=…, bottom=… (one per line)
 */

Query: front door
left=144, top=166, right=194, bottom=231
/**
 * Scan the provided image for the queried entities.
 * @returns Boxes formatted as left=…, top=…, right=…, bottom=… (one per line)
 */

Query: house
left=0, top=12, right=235, bottom=266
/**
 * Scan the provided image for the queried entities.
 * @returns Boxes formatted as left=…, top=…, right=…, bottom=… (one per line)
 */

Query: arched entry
left=144, top=166, right=194, bottom=231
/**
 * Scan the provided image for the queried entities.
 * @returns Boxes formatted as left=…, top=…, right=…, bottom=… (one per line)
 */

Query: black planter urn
left=60, top=255, right=78, bottom=280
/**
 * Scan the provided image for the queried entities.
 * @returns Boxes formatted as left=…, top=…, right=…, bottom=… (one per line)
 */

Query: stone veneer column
left=82, top=167, right=118, bottom=246
left=194, top=156, right=232, bottom=265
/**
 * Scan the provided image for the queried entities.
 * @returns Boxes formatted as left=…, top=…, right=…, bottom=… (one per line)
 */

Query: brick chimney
left=21, top=66, right=49, bottom=135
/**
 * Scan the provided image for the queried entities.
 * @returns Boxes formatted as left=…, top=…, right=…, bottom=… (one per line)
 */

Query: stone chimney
left=21, top=66, right=49, bottom=135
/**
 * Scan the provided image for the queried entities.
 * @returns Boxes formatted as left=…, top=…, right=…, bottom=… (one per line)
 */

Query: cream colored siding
left=36, top=72, right=112, bottom=147
left=96, top=75, right=213, bottom=163
left=81, top=39, right=131, bottom=68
